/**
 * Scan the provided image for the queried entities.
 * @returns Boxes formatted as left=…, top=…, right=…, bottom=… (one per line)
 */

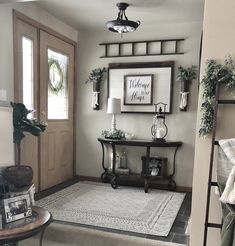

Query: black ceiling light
left=106, top=2, right=141, bottom=34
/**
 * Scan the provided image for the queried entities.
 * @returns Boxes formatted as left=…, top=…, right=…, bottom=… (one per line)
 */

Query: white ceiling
left=35, top=0, right=205, bottom=31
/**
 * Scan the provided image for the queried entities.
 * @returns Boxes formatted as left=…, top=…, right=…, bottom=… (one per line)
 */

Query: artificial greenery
left=85, top=67, right=106, bottom=83
left=102, top=129, right=125, bottom=140
left=48, top=59, right=64, bottom=94
left=176, top=65, right=197, bottom=82
left=11, top=102, right=47, bottom=165
left=199, top=56, right=235, bottom=136
left=2, top=243, right=18, bottom=246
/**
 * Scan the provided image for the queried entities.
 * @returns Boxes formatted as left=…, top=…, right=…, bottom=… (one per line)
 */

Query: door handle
left=41, top=111, right=46, bottom=116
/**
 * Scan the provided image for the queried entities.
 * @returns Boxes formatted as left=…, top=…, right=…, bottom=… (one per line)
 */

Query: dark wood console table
left=97, top=137, right=182, bottom=193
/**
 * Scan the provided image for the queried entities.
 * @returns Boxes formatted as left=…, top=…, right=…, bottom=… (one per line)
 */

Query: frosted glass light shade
left=107, top=98, right=121, bottom=114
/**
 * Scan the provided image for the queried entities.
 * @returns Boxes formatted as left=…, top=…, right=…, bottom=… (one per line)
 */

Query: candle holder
left=151, top=102, right=168, bottom=142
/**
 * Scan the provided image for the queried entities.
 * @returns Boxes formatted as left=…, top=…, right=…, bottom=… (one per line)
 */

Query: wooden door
left=39, top=31, right=75, bottom=190
left=14, top=17, right=40, bottom=190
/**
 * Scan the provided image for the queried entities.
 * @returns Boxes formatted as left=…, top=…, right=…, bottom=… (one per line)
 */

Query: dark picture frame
left=3, top=194, right=32, bottom=223
left=107, top=61, right=174, bottom=114
left=123, top=74, right=153, bottom=105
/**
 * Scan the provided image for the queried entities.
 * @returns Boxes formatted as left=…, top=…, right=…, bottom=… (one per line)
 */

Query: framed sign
left=3, top=194, right=32, bottom=223
left=124, top=74, right=153, bottom=105
left=108, top=61, right=174, bottom=113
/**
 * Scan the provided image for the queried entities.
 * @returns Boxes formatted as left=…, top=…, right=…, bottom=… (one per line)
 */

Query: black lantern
left=151, top=103, right=168, bottom=142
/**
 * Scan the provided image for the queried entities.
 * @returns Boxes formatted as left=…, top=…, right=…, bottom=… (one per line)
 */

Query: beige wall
left=0, top=107, right=14, bottom=167
left=0, top=2, right=78, bottom=106
left=191, top=0, right=235, bottom=245
left=76, top=22, right=202, bottom=188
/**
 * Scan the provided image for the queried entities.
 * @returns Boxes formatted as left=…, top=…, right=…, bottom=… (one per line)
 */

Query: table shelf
left=97, top=137, right=182, bottom=193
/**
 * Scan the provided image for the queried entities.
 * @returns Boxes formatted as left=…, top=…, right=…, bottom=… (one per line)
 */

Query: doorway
left=13, top=11, right=76, bottom=191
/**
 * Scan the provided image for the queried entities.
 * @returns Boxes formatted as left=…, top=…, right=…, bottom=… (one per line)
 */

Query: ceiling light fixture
left=106, top=2, right=141, bottom=35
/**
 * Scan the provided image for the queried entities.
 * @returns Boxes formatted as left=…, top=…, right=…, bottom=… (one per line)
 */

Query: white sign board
left=124, top=74, right=153, bottom=105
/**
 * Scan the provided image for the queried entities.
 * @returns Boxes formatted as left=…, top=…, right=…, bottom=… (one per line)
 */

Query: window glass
left=22, top=36, right=34, bottom=117
left=47, top=49, right=69, bottom=119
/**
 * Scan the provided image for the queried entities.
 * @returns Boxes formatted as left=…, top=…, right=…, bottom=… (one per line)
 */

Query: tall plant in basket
left=4, top=102, right=46, bottom=188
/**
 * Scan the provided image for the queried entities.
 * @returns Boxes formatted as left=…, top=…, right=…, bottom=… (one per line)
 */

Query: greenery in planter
left=11, top=102, right=47, bottom=165
left=102, top=129, right=125, bottom=140
left=85, top=67, right=106, bottom=83
left=199, top=56, right=235, bottom=136
left=3, top=243, right=18, bottom=246
left=176, top=65, right=197, bottom=83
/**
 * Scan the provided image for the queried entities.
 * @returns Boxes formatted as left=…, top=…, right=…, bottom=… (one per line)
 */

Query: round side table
left=0, top=206, right=52, bottom=246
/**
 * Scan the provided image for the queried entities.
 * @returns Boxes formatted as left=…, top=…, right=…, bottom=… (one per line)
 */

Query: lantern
left=151, top=103, right=168, bottom=142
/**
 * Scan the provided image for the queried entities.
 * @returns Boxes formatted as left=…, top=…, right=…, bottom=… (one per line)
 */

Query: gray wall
left=76, top=22, right=202, bottom=188
left=0, top=2, right=203, bottom=189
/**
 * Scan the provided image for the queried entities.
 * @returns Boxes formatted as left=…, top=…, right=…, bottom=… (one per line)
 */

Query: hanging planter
left=176, top=65, right=197, bottom=111
left=85, top=67, right=106, bottom=110
left=93, top=81, right=101, bottom=92
left=199, top=56, right=235, bottom=137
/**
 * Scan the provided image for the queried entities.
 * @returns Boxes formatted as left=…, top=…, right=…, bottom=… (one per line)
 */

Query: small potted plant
left=176, top=65, right=197, bottom=111
left=3, top=102, right=46, bottom=188
left=86, top=67, right=106, bottom=110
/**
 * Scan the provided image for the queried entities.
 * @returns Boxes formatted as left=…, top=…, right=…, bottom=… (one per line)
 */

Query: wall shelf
left=99, top=38, right=185, bottom=58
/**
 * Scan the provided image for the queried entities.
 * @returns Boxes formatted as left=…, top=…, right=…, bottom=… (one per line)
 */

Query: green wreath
left=48, top=59, right=64, bottom=94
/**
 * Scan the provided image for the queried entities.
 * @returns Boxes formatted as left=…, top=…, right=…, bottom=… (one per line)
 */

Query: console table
left=97, top=137, right=183, bottom=193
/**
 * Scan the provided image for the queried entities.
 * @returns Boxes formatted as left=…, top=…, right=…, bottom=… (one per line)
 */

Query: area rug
left=36, top=182, right=185, bottom=237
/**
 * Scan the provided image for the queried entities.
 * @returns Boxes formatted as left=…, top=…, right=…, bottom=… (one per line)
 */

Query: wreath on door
left=48, top=58, right=64, bottom=94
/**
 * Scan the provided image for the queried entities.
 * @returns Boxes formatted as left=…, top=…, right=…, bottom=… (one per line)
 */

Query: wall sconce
left=151, top=103, right=168, bottom=142
left=177, top=65, right=197, bottom=111
left=85, top=67, right=106, bottom=110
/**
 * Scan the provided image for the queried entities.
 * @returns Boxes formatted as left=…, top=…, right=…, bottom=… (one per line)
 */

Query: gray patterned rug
left=37, top=182, right=185, bottom=237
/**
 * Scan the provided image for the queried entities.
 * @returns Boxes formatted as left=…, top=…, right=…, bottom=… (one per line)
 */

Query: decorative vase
left=3, top=165, right=33, bottom=188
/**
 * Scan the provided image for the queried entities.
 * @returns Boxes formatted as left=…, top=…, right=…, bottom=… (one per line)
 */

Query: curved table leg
left=99, top=141, right=110, bottom=182
left=111, top=176, right=118, bottom=189
left=167, top=145, right=180, bottom=191
left=39, top=228, right=46, bottom=246
left=111, top=143, right=118, bottom=189
left=172, top=145, right=179, bottom=177
left=144, top=146, right=151, bottom=193
left=168, top=179, right=176, bottom=191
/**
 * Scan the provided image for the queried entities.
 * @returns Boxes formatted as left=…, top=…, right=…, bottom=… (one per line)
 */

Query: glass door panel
left=22, top=36, right=34, bottom=117
left=48, top=49, right=69, bottom=120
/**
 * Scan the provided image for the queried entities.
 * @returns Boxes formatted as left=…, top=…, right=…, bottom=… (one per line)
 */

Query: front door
left=39, top=31, right=75, bottom=190
left=14, top=13, right=76, bottom=191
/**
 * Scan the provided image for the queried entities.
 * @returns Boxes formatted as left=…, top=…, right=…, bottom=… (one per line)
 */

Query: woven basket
left=4, top=165, right=33, bottom=188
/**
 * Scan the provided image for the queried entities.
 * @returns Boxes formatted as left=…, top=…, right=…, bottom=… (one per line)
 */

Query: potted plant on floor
left=3, top=102, right=46, bottom=188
